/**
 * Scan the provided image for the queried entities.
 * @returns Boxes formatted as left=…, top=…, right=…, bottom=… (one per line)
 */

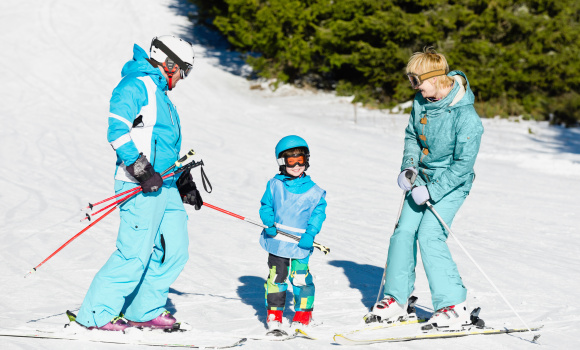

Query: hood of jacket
left=274, top=173, right=316, bottom=193
left=415, top=70, right=475, bottom=114
left=120, top=44, right=168, bottom=91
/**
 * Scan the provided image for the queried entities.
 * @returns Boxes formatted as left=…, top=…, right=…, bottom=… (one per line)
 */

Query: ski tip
left=295, top=329, right=316, bottom=340
left=66, top=310, right=77, bottom=322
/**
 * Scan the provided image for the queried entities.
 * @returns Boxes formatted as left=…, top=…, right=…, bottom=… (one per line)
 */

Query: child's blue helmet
left=275, top=135, right=310, bottom=159
left=275, top=135, right=310, bottom=176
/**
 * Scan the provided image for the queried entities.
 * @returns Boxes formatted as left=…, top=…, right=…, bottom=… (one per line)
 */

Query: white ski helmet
left=150, top=35, right=194, bottom=79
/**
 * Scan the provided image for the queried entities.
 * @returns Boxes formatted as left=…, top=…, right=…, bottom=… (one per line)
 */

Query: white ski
left=333, top=325, right=543, bottom=345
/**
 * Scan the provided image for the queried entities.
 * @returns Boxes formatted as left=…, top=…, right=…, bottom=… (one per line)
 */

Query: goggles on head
left=277, top=154, right=307, bottom=168
left=406, top=69, right=446, bottom=89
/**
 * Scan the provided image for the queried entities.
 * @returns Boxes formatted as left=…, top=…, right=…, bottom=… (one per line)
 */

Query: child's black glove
left=177, top=168, right=203, bottom=210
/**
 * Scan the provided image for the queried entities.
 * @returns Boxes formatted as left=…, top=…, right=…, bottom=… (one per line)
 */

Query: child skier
left=259, top=135, right=327, bottom=334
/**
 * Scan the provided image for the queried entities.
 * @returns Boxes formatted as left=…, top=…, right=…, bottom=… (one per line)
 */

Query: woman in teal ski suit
left=370, top=49, right=484, bottom=329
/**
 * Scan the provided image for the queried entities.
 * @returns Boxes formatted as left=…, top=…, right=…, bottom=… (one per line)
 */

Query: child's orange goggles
left=278, top=154, right=307, bottom=167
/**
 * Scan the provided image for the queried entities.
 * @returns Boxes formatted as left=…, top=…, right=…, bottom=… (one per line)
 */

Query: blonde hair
left=406, top=47, right=454, bottom=90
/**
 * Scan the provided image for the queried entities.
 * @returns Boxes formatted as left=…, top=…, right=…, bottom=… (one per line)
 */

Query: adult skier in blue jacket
left=75, top=36, right=202, bottom=331
left=367, top=48, right=484, bottom=330
left=259, top=135, right=327, bottom=334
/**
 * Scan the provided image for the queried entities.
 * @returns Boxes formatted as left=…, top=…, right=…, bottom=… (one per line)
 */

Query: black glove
left=177, top=168, right=203, bottom=210
left=126, top=154, right=163, bottom=193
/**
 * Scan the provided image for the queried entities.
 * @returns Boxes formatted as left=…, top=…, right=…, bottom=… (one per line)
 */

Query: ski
left=336, top=295, right=426, bottom=338
left=248, top=328, right=315, bottom=341
left=0, top=310, right=246, bottom=349
left=334, top=317, right=426, bottom=339
left=265, top=328, right=288, bottom=337
left=333, top=325, right=543, bottom=345
left=293, top=328, right=317, bottom=340
left=67, top=309, right=189, bottom=333
left=0, top=329, right=247, bottom=348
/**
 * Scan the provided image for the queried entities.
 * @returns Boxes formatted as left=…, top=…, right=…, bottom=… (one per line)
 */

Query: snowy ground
left=1, top=0, right=580, bottom=349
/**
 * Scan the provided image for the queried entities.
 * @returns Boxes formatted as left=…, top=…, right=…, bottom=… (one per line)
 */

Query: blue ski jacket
left=259, top=174, right=327, bottom=259
left=401, top=71, right=484, bottom=202
left=107, top=44, right=182, bottom=182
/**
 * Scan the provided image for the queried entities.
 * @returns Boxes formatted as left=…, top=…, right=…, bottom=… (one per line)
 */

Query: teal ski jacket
left=107, top=44, right=182, bottom=183
left=401, top=70, right=484, bottom=202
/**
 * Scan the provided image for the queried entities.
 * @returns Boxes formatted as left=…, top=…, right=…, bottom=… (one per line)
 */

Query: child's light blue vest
left=260, top=178, right=325, bottom=259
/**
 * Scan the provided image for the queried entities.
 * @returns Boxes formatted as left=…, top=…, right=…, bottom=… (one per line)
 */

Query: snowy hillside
left=1, top=0, right=580, bottom=349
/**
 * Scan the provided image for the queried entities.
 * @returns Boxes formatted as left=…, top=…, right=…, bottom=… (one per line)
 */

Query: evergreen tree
left=190, top=0, right=580, bottom=125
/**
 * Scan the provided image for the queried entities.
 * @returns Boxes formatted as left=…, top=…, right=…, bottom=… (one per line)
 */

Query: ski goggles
left=406, top=69, right=446, bottom=89
left=180, top=62, right=193, bottom=79
left=151, top=37, right=194, bottom=79
left=277, top=154, right=307, bottom=168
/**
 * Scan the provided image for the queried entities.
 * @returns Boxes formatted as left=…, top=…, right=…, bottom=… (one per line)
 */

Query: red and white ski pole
left=202, top=202, right=330, bottom=255
left=24, top=195, right=134, bottom=278
left=25, top=150, right=198, bottom=278
left=82, top=150, right=196, bottom=211
left=82, top=159, right=205, bottom=223
left=81, top=172, right=175, bottom=222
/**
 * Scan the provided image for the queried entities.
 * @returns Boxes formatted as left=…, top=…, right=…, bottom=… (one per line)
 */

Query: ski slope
left=1, top=0, right=579, bottom=349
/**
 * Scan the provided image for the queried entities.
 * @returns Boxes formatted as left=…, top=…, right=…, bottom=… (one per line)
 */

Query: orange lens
left=286, top=155, right=305, bottom=166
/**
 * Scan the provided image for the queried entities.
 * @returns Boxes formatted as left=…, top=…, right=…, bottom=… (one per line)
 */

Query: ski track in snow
left=1, top=0, right=579, bottom=349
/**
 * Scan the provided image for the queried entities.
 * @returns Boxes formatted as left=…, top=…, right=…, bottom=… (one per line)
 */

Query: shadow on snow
left=168, top=0, right=251, bottom=78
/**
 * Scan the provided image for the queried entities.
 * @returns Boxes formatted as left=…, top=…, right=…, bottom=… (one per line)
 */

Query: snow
left=1, top=0, right=580, bottom=349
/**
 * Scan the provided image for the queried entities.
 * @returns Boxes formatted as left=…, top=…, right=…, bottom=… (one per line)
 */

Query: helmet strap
left=162, top=59, right=178, bottom=91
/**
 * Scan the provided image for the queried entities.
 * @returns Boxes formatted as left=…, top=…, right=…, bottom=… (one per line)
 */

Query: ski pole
left=82, top=149, right=196, bottom=210
left=24, top=194, right=136, bottom=278
left=82, top=173, right=174, bottom=222
left=26, top=151, right=198, bottom=278
left=426, top=201, right=540, bottom=342
left=202, top=202, right=330, bottom=255
left=82, top=160, right=206, bottom=222
left=374, top=190, right=407, bottom=306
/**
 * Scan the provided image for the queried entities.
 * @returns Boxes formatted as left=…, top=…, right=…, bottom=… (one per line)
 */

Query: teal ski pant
left=76, top=180, right=189, bottom=328
left=384, top=190, right=468, bottom=311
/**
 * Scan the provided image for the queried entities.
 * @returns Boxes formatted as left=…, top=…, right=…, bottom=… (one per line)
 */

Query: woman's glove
left=177, top=169, right=203, bottom=210
left=126, top=154, right=163, bottom=193
left=397, top=167, right=417, bottom=191
left=411, top=185, right=430, bottom=205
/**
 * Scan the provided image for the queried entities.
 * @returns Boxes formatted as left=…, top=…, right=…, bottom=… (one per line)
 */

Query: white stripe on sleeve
left=109, top=112, right=133, bottom=129
left=110, top=133, right=132, bottom=150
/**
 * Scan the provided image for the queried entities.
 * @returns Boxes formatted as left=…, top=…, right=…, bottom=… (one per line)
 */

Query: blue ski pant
left=384, top=189, right=468, bottom=311
left=76, top=180, right=189, bottom=327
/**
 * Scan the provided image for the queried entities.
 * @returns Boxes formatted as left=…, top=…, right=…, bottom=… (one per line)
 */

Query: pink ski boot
left=87, top=316, right=130, bottom=331
left=127, top=311, right=177, bottom=330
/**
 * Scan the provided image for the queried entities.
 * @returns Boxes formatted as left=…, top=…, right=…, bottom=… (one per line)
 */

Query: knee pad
left=290, top=270, right=312, bottom=287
